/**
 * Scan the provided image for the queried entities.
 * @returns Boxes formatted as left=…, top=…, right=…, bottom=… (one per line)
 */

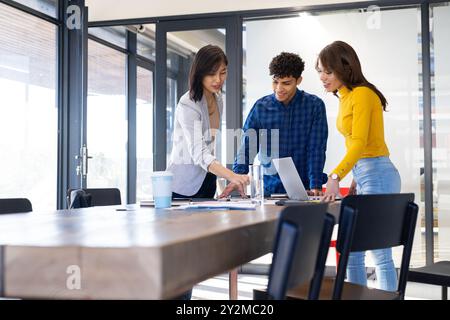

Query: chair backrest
left=267, top=203, right=335, bottom=300
left=67, top=188, right=121, bottom=208
left=333, top=193, right=418, bottom=299
left=68, top=189, right=92, bottom=209
left=0, top=198, right=33, bottom=214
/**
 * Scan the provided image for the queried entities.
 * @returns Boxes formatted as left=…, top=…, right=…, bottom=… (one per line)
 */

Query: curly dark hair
left=269, top=52, right=305, bottom=79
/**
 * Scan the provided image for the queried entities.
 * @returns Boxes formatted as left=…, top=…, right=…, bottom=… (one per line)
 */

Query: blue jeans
left=347, top=156, right=401, bottom=292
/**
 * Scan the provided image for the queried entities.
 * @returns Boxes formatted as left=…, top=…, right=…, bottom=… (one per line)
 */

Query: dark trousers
left=172, top=172, right=217, bottom=199
left=171, top=172, right=217, bottom=300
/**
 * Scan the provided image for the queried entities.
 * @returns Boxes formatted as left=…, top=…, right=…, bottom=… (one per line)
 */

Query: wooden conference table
left=0, top=202, right=340, bottom=299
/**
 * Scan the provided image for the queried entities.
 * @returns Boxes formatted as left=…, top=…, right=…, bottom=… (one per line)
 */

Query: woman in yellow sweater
left=316, top=41, right=401, bottom=291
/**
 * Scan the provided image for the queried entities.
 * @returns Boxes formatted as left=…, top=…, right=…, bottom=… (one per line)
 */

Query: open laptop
left=272, top=157, right=329, bottom=202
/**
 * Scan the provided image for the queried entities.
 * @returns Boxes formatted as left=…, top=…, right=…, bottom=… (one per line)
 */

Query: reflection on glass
left=244, top=8, right=422, bottom=265
left=137, top=31, right=156, bottom=61
left=12, top=0, right=57, bottom=18
left=0, top=3, right=57, bottom=210
left=432, top=3, right=450, bottom=261
left=87, top=40, right=127, bottom=203
left=88, top=26, right=127, bottom=49
left=166, top=77, right=177, bottom=163
left=136, top=66, right=154, bottom=201
left=165, top=29, right=226, bottom=166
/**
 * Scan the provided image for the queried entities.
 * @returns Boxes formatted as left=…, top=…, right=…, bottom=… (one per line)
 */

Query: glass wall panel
left=12, top=0, right=57, bottom=18
left=0, top=3, right=57, bottom=210
left=87, top=39, right=127, bottom=203
left=166, top=76, right=178, bottom=163
left=165, top=29, right=226, bottom=168
left=432, top=3, right=450, bottom=261
left=137, top=25, right=156, bottom=61
left=136, top=66, right=154, bottom=202
left=244, top=8, right=423, bottom=265
left=88, top=26, right=127, bottom=49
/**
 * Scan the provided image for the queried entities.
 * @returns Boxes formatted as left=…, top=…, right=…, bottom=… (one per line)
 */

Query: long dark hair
left=189, top=45, right=228, bottom=102
left=317, top=41, right=387, bottom=111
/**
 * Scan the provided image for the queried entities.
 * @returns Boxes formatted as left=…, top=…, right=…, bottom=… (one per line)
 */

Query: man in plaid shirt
left=221, top=52, right=328, bottom=197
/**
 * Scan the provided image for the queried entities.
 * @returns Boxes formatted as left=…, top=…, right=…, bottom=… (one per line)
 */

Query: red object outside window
left=323, top=187, right=349, bottom=269
left=322, top=187, right=350, bottom=196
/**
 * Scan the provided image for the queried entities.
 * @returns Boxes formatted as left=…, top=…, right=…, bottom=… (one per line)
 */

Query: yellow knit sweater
left=332, top=86, right=389, bottom=179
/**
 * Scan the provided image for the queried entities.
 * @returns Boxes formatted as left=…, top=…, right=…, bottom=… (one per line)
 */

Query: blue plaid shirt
left=233, top=89, right=328, bottom=196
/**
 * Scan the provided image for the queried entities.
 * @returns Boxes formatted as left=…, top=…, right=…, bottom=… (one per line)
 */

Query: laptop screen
left=272, top=157, right=310, bottom=201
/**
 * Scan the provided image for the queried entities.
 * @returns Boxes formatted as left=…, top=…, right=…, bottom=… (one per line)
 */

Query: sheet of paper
left=175, top=201, right=257, bottom=210
left=140, top=200, right=191, bottom=207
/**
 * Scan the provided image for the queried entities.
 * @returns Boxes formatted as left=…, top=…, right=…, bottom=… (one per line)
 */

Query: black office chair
left=287, top=193, right=418, bottom=300
left=253, top=203, right=335, bottom=300
left=408, top=261, right=450, bottom=300
left=67, top=188, right=121, bottom=208
left=0, top=198, right=32, bottom=214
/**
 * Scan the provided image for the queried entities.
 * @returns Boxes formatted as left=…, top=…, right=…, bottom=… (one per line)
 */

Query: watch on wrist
left=330, top=173, right=339, bottom=181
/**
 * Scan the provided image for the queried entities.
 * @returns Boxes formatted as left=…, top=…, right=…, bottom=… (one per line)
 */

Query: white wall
left=245, top=8, right=426, bottom=266
left=245, top=8, right=421, bottom=194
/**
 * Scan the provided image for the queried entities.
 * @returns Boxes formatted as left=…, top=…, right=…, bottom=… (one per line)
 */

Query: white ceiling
left=86, top=0, right=373, bottom=22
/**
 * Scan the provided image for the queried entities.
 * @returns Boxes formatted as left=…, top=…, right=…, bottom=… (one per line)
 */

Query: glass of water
left=249, top=164, right=264, bottom=205
left=215, top=177, right=227, bottom=199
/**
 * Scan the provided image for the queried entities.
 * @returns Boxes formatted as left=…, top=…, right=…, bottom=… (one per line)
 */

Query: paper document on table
left=176, top=201, right=257, bottom=210
left=140, top=199, right=191, bottom=207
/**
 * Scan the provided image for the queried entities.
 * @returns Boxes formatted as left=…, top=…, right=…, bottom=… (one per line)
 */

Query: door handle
left=75, top=145, right=92, bottom=177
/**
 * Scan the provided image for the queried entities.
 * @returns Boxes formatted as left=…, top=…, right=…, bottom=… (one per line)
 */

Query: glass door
left=164, top=29, right=226, bottom=165
left=85, top=38, right=128, bottom=203
left=136, top=62, right=154, bottom=202
left=154, top=17, right=242, bottom=172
